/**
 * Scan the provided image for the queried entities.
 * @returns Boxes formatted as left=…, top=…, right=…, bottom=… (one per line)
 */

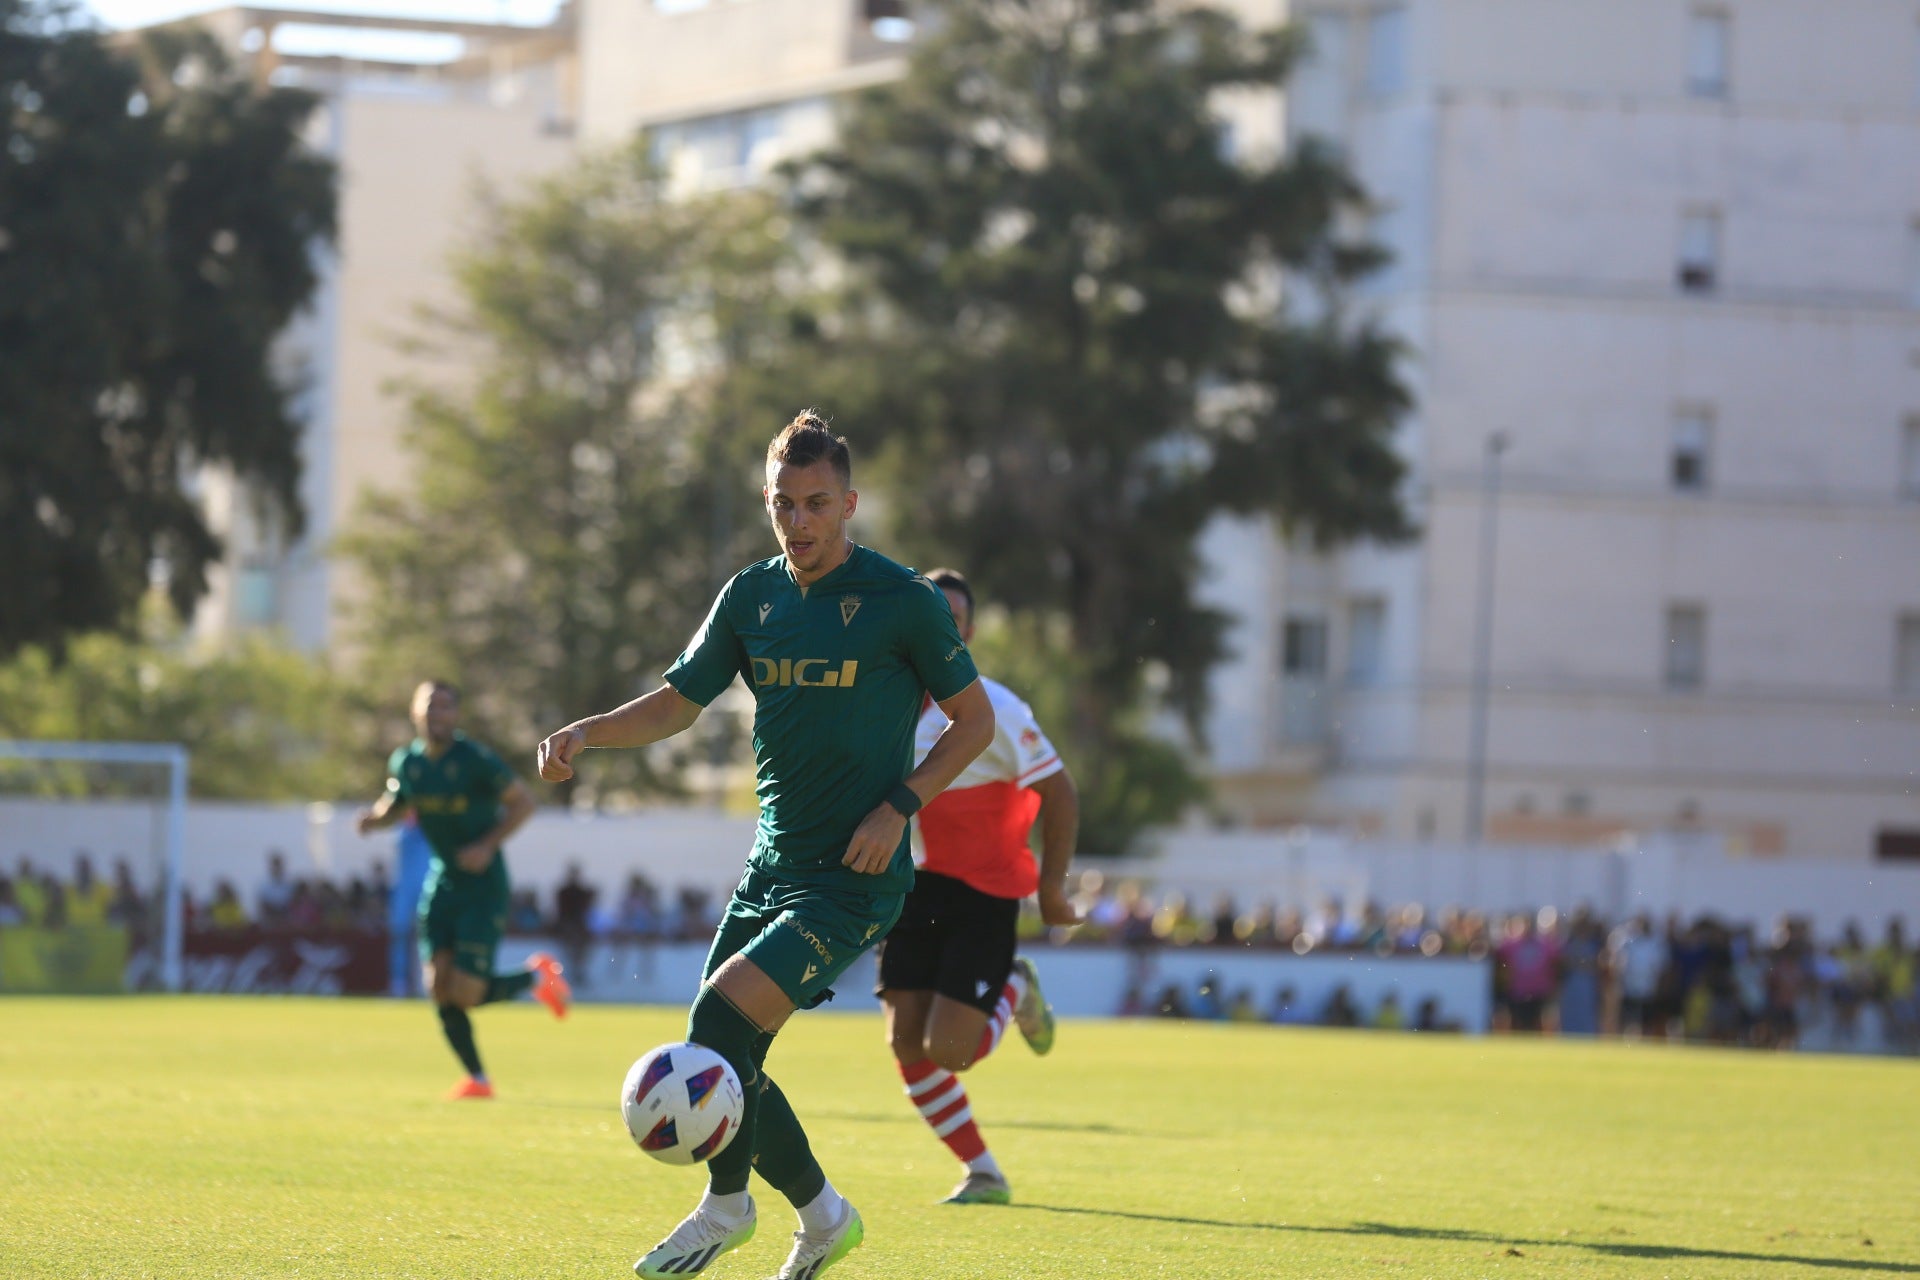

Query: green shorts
left=703, top=865, right=904, bottom=1009
left=418, top=862, right=509, bottom=979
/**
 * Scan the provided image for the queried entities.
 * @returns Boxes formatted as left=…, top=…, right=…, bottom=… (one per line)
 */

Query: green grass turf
left=1, top=998, right=1915, bottom=1279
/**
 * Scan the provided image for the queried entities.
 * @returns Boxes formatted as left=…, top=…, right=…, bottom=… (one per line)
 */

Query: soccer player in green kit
left=357, top=680, right=571, bottom=1100
left=537, top=412, right=993, bottom=1280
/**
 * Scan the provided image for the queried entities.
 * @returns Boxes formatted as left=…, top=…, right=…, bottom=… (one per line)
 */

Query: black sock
left=482, top=971, right=535, bottom=1005
left=437, top=1004, right=485, bottom=1079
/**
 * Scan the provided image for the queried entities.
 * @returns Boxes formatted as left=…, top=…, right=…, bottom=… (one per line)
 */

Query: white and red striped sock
left=972, top=969, right=1028, bottom=1063
left=899, top=1057, right=991, bottom=1168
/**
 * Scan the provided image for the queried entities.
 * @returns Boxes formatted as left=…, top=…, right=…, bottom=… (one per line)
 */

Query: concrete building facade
left=1197, top=0, right=1920, bottom=859
left=171, top=7, right=580, bottom=648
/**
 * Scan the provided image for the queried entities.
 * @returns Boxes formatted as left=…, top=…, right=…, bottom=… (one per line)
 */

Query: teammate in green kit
left=357, top=680, right=571, bottom=1100
left=537, top=411, right=994, bottom=1280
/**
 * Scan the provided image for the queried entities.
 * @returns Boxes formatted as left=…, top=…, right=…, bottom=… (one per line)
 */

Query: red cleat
left=528, top=951, right=571, bottom=1020
left=446, top=1077, right=494, bottom=1100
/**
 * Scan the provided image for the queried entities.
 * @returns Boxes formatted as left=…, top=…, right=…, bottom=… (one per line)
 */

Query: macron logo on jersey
left=751, top=658, right=860, bottom=688
left=759, top=603, right=773, bottom=624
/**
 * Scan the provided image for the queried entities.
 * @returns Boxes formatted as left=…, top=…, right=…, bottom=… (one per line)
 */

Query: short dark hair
left=923, top=567, right=973, bottom=619
left=767, top=409, right=851, bottom=488
left=413, top=679, right=460, bottom=704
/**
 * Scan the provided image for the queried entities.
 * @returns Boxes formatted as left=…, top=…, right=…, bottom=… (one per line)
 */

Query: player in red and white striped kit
left=875, top=568, right=1082, bottom=1206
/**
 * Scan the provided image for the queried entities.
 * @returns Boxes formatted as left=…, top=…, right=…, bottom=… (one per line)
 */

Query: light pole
left=1463, top=430, right=1509, bottom=846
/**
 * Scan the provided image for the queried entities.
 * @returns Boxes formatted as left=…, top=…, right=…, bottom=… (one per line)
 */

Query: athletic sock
left=973, top=971, right=1027, bottom=1062
left=753, top=1073, right=827, bottom=1208
left=437, top=1005, right=485, bottom=1079
left=966, top=1150, right=1005, bottom=1180
left=698, top=1188, right=752, bottom=1222
left=687, top=985, right=767, bottom=1197
left=794, top=1181, right=848, bottom=1235
left=898, top=1058, right=987, bottom=1164
left=482, top=970, right=535, bottom=1004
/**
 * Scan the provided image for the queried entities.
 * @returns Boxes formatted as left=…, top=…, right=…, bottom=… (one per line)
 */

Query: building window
left=1665, top=603, right=1707, bottom=690
left=1898, top=614, right=1920, bottom=694
left=1672, top=406, right=1713, bottom=491
left=234, top=562, right=279, bottom=628
left=1687, top=9, right=1730, bottom=98
left=1903, top=416, right=1920, bottom=498
left=1345, top=596, right=1386, bottom=686
left=1282, top=615, right=1329, bottom=677
left=1678, top=208, right=1720, bottom=292
left=1364, top=6, right=1408, bottom=99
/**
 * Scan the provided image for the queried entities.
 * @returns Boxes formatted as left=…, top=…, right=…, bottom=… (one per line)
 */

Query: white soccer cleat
left=1011, top=956, right=1056, bottom=1055
left=769, top=1201, right=864, bottom=1280
left=635, top=1197, right=757, bottom=1278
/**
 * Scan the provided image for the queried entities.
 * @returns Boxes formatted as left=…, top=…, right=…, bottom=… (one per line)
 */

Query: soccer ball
left=620, top=1041, right=745, bottom=1166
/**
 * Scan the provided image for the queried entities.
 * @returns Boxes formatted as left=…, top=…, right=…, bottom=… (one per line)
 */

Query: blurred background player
left=537, top=413, right=993, bottom=1280
left=877, top=567, right=1082, bottom=1206
left=356, top=680, right=569, bottom=1099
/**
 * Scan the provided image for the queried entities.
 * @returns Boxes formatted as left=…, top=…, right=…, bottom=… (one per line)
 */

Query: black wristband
left=884, top=782, right=922, bottom=818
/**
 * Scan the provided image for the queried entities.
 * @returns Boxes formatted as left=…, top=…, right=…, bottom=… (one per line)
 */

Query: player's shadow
left=1007, top=1206, right=1917, bottom=1275
left=809, top=1109, right=1137, bottom=1136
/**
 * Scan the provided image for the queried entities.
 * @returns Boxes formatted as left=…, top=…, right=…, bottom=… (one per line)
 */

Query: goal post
left=0, top=740, right=189, bottom=993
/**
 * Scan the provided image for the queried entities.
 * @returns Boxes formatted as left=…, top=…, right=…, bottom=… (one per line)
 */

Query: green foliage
left=337, top=146, right=802, bottom=803
left=964, top=608, right=1204, bottom=855
left=787, top=0, right=1415, bottom=845
left=0, top=0, right=337, bottom=657
left=0, top=622, right=381, bottom=800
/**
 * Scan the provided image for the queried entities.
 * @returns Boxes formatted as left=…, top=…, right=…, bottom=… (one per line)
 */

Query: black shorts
left=875, top=870, right=1019, bottom=1015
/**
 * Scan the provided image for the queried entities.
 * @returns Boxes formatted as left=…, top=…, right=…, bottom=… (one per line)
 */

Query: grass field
left=2, top=998, right=1916, bottom=1279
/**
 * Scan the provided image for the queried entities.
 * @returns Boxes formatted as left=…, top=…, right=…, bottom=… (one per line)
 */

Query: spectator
left=1226, top=987, right=1260, bottom=1023
left=1610, top=914, right=1667, bottom=1039
left=1557, top=908, right=1604, bottom=1036
left=66, top=853, right=113, bottom=926
left=1320, top=984, right=1359, bottom=1028
left=285, top=880, right=323, bottom=931
left=1191, top=972, right=1224, bottom=1020
left=616, top=874, right=661, bottom=939
left=39, top=875, right=68, bottom=929
left=1152, top=983, right=1190, bottom=1019
left=1206, top=893, right=1238, bottom=945
left=256, top=851, right=295, bottom=927
left=507, top=888, right=544, bottom=934
left=207, top=880, right=249, bottom=930
left=1266, top=985, right=1310, bottom=1026
left=0, top=875, right=23, bottom=926
left=552, top=864, right=597, bottom=986
left=1373, top=991, right=1404, bottom=1030
left=1496, top=910, right=1560, bottom=1033
left=15, top=858, right=46, bottom=924
left=107, top=860, right=146, bottom=933
left=1117, top=982, right=1148, bottom=1017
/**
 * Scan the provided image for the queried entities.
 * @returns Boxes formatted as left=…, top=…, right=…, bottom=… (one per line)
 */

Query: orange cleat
left=446, top=1077, right=494, bottom=1100
left=528, top=951, right=571, bottom=1020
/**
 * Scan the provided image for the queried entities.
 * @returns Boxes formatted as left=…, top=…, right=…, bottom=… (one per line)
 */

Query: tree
left=0, top=0, right=336, bottom=658
left=337, top=146, right=803, bottom=803
left=0, top=611, right=384, bottom=800
left=788, top=0, right=1412, bottom=847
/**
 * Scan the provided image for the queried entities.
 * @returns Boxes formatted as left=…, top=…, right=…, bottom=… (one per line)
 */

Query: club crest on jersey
left=750, top=657, right=859, bottom=688
left=839, top=595, right=862, bottom=626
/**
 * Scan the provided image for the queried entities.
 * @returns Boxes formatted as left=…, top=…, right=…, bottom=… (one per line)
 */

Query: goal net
left=0, top=741, right=186, bottom=993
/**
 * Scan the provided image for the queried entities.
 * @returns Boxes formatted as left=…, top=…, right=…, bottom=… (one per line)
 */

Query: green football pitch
left=2, top=998, right=1915, bottom=1279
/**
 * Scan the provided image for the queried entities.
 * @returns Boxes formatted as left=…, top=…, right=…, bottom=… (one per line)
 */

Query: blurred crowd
left=1044, top=873, right=1917, bottom=1053
left=7, top=855, right=1914, bottom=1053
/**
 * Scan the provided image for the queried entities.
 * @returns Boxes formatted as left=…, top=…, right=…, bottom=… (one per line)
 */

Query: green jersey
left=384, top=733, right=517, bottom=869
left=665, top=545, right=979, bottom=896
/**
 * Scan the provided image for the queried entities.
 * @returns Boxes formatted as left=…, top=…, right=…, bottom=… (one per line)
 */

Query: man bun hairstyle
left=923, top=567, right=973, bottom=619
left=767, top=409, right=852, bottom=488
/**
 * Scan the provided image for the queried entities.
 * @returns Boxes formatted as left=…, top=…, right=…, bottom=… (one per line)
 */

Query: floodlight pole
left=1463, top=432, right=1509, bottom=847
